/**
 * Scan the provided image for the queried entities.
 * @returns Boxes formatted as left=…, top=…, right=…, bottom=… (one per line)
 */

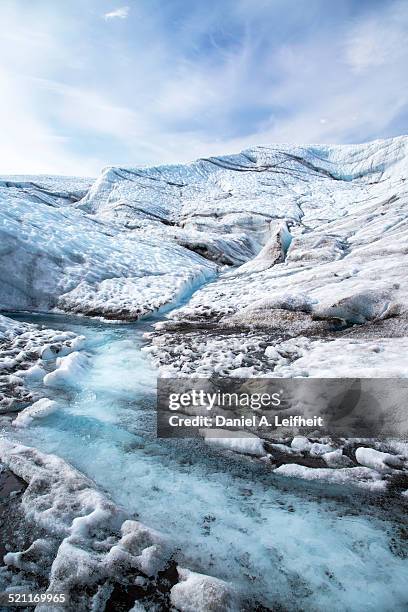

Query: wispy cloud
left=344, top=1, right=408, bottom=74
left=103, top=6, right=129, bottom=21
left=0, top=0, right=407, bottom=176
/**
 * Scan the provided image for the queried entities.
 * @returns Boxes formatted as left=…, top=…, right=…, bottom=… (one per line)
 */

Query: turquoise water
left=2, top=313, right=407, bottom=611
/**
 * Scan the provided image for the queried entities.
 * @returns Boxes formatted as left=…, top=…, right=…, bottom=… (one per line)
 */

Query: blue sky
left=1, top=0, right=407, bottom=175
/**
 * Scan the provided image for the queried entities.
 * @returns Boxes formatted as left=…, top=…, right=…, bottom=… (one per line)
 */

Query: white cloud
left=344, top=3, right=408, bottom=74
left=103, top=6, right=129, bottom=21
left=0, top=0, right=406, bottom=176
left=0, top=70, right=94, bottom=175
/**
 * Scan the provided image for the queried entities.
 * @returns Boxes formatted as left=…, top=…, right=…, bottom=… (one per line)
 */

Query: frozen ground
left=0, top=314, right=407, bottom=612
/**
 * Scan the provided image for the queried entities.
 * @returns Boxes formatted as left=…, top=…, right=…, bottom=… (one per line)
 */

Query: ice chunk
left=202, top=430, right=265, bottom=456
left=12, top=398, right=58, bottom=428
left=323, top=450, right=354, bottom=468
left=313, top=289, right=397, bottom=324
left=274, top=463, right=387, bottom=491
left=235, top=220, right=292, bottom=274
left=309, top=442, right=336, bottom=456
left=355, top=447, right=405, bottom=473
left=107, top=520, right=170, bottom=577
left=43, top=351, right=89, bottom=389
left=291, top=436, right=312, bottom=452
left=20, top=363, right=47, bottom=382
left=170, top=567, right=239, bottom=612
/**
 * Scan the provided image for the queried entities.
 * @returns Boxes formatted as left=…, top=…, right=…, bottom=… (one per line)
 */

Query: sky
left=1, top=0, right=407, bottom=176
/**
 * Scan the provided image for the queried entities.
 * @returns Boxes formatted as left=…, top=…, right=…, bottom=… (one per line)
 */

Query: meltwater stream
left=2, top=313, right=408, bottom=611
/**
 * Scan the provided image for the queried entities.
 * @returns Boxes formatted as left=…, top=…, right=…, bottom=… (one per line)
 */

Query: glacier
left=1, top=137, right=407, bottom=332
left=0, top=136, right=408, bottom=610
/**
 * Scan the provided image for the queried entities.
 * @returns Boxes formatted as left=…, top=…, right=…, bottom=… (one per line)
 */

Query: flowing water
left=2, top=313, right=407, bottom=611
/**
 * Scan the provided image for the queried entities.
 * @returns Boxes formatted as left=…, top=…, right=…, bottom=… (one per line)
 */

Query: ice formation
left=201, top=429, right=266, bottom=456
left=0, top=176, right=215, bottom=318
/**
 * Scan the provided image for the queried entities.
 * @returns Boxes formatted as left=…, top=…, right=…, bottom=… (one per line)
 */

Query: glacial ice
left=141, top=137, right=408, bottom=376
left=0, top=440, right=173, bottom=610
left=0, top=178, right=216, bottom=318
left=43, top=352, right=90, bottom=389
left=1, top=136, right=408, bottom=608
left=355, top=447, right=406, bottom=473
left=0, top=313, right=85, bottom=410
left=202, top=429, right=266, bottom=456
left=273, top=464, right=388, bottom=491
left=3, top=133, right=408, bottom=490
left=2, top=136, right=407, bottom=334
